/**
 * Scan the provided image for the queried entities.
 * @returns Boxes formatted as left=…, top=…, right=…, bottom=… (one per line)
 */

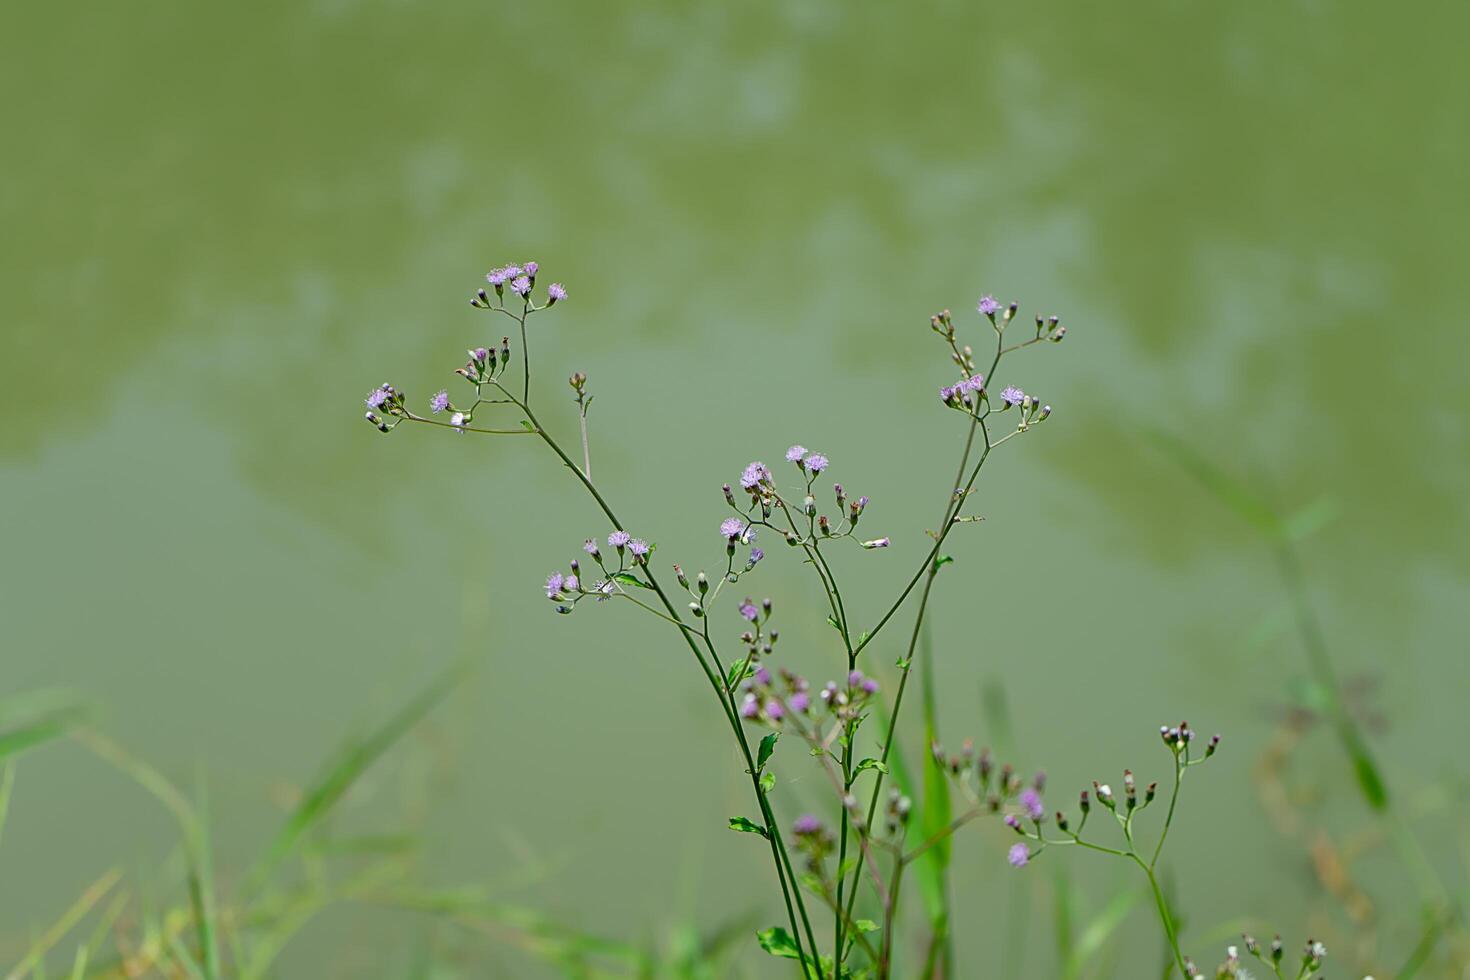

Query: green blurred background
left=3, top=1, right=1467, bottom=975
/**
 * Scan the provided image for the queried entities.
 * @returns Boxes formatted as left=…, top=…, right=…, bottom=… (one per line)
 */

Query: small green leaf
left=757, top=732, right=780, bottom=769
left=611, top=572, right=651, bottom=590
left=519, top=419, right=535, bottom=431
left=855, top=758, right=889, bottom=775
left=826, top=615, right=841, bottom=631
left=725, top=659, right=753, bottom=689
left=855, top=919, right=879, bottom=934
left=760, top=770, right=776, bottom=795
left=728, top=816, right=769, bottom=838
left=756, top=926, right=800, bottom=960
left=933, top=554, right=954, bottom=572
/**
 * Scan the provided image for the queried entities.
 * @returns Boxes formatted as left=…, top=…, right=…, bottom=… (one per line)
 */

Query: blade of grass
left=65, top=948, right=86, bottom=980
left=1064, top=885, right=1142, bottom=980
left=71, top=731, right=221, bottom=978
left=242, top=658, right=471, bottom=897
left=0, top=761, right=15, bottom=851
left=915, top=618, right=953, bottom=978
left=0, top=694, right=89, bottom=763
left=5, top=868, right=123, bottom=980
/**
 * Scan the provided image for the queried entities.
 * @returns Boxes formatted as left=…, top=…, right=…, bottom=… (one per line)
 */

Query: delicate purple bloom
left=449, top=412, right=467, bottom=431
left=785, top=445, right=807, bottom=463
left=486, top=268, right=510, bottom=286
left=805, top=454, right=829, bottom=474
left=564, top=574, right=579, bottom=592
left=789, top=691, right=809, bottom=713
left=862, top=678, right=879, bottom=695
left=583, top=539, right=600, bottom=555
left=739, top=599, right=759, bottom=621
left=429, top=390, right=449, bottom=414
left=939, top=384, right=957, bottom=403
left=502, top=265, right=524, bottom=278
left=793, top=814, right=822, bottom=836
left=523, top=261, right=538, bottom=277
left=721, top=517, right=747, bottom=540
left=1008, top=843, right=1030, bottom=868
left=862, top=537, right=890, bottom=549
left=607, top=530, right=632, bottom=548
left=595, top=580, right=615, bottom=601
left=959, top=374, right=985, bottom=394
left=741, top=694, right=760, bottom=719
left=978, top=295, right=1001, bottom=316
left=511, top=275, right=532, bottom=297
left=1000, top=385, right=1025, bottom=406
left=629, top=538, right=650, bottom=557
left=848, top=670, right=865, bottom=689
left=748, top=547, right=765, bottom=565
left=365, top=385, right=392, bottom=409
left=754, top=666, right=772, bottom=686
left=857, top=495, right=869, bottom=509
left=765, top=698, right=784, bottom=720
left=1020, top=788, right=1045, bottom=821
left=472, top=346, right=489, bottom=362
left=546, top=282, right=567, bottom=303
left=1004, top=814, right=1021, bottom=829
left=739, top=461, right=771, bottom=491
left=545, top=572, right=565, bottom=599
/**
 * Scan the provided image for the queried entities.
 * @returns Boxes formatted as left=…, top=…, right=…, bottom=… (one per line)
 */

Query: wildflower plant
left=364, top=263, right=1238, bottom=978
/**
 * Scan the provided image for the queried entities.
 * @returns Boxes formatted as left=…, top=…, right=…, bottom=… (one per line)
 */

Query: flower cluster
left=478, top=261, right=566, bottom=307
left=545, top=529, right=652, bottom=614
left=723, top=449, right=877, bottom=554
left=738, top=666, right=880, bottom=727
left=1193, top=935, right=1326, bottom=980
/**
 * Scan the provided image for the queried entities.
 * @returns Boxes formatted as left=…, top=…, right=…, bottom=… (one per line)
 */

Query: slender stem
left=513, top=395, right=820, bottom=977
left=1149, top=755, right=1184, bottom=869
left=1133, top=855, right=1188, bottom=977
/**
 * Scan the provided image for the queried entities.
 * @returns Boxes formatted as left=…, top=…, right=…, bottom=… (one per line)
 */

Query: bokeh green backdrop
left=3, top=1, right=1467, bottom=975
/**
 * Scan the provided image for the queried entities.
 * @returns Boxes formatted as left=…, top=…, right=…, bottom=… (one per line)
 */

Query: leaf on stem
left=757, top=732, right=780, bottom=770
left=611, top=572, right=651, bottom=590
left=855, top=758, right=888, bottom=775
left=728, top=816, right=769, bottom=839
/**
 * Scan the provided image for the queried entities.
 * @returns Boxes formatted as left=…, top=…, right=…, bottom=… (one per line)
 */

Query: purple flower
left=607, top=530, right=632, bottom=548
left=754, top=666, right=772, bottom=686
left=546, top=282, right=567, bottom=303
left=748, top=547, right=765, bottom=565
left=511, top=276, right=532, bottom=297
left=502, top=265, right=524, bottom=278
left=739, top=461, right=771, bottom=491
left=523, top=261, right=538, bottom=277
left=765, top=698, right=785, bottom=720
left=471, top=346, right=489, bottom=362
left=978, top=295, right=1001, bottom=317
left=785, top=445, right=807, bottom=463
left=1004, top=814, right=1021, bottom=829
left=1007, top=843, right=1030, bottom=868
left=939, top=384, right=957, bottom=403
left=1000, top=385, right=1025, bottom=407
left=365, top=385, right=392, bottom=409
left=805, top=454, right=829, bottom=474
left=629, top=538, right=649, bottom=557
left=545, top=572, right=565, bottom=599
left=721, top=517, right=747, bottom=540
left=1020, top=788, right=1045, bottom=821
left=583, top=539, right=600, bottom=556
left=789, top=691, right=809, bottom=712
left=793, top=814, right=822, bottom=836
left=739, top=599, right=759, bottom=621
left=486, top=268, right=510, bottom=286
left=959, top=374, right=985, bottom=394
left=741, top=695, right=760, bottom=719
left=449, top=412, right=467, bottom=432
left=862, top=678, right=879, bottom=695
left=595, top=580, right=615, bottom=601
left=862, top=537, right=890, bottom=549
left=429, top=390, right=449, bottom=414
left=848, top=669, right=865, bottom=689
left=564, top=574, right=579, bottom=592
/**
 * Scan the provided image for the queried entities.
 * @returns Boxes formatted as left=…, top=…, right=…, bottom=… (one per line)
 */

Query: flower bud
left=697, top=571, right=708, bottom=594
left=674, top=564, right=689, bottom=589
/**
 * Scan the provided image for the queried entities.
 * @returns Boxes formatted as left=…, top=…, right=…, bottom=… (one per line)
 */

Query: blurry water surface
left=3, top=1, right=1467, bottom=975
